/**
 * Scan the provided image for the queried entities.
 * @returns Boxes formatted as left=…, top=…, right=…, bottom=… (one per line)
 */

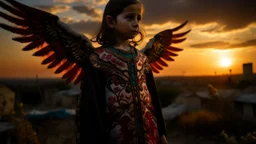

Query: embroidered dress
left=76, top=46, right=166, bottom=144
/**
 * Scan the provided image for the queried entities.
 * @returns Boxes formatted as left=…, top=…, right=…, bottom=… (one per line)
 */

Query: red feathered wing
left=0, top=0, right=94, bottom=84
left=141, top=21, right=191, bottom=73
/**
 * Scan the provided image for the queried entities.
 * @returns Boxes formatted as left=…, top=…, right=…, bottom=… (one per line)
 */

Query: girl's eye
left=125, top=15, right=142, bottom=22
left=137, top=16, right=141, bottom=21
left=126, top=16, right=133, bottom=20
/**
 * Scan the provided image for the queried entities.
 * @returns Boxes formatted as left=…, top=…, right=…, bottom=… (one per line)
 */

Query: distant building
left=175, top=91, right=201, bottom=112
left=175, top=91, right=212, bottom=112
left=175, top=89, right=238, bottom=112
left=238, top=63, right=256, bottom=89
left=234, top=93, right=256, bottom=119
left=49, top=88, right=80, bottom=108
left=242, top=63, right=254, bottom=81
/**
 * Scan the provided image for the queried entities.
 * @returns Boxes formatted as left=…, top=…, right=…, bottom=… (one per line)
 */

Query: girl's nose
left=133, top=21, right=139, bottom=28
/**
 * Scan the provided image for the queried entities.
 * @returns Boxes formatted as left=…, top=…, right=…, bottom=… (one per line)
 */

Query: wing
left=0, top=0, right=94, bottom=84
left=141, top=21, right=190, bottom=73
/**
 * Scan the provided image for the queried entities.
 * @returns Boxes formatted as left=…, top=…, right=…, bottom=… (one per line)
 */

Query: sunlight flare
left=219, top=57, right=232, bottom=67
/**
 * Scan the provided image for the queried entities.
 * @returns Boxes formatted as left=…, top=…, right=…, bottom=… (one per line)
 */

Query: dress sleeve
left=76, top=59, right=108, bottom=144
left=146, top=70, right=167, bottom=137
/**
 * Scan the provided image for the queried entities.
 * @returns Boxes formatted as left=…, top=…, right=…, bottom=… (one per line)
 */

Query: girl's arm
left=145, top=70, right=167, bottom=137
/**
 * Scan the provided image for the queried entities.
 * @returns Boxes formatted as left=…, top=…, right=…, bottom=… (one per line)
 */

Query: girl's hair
left=91, top=0, right=145, bottom=47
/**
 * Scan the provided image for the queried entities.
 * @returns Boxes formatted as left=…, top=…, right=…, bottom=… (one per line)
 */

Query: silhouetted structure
left=243, top=63, right=253, bottom=80
left=238, top=63, right=256, bottom=89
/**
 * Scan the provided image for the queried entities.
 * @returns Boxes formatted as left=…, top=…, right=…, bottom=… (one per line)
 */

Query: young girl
left=0, top=0, right=189, bottom=143
left=77, top=0, right=168, bottom=143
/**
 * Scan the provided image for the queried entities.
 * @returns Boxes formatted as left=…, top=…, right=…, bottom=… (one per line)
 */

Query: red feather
left=0, top=1, right=25, bottom=18
left=173, top=30, right=191, bottom=38
left=157, top=58, right=168, bottom=67
left=74, top=69, right=84, bottom=85
left=171, top=38, right=186, bottom=44
left=22, top=39, right=45, bottom=51
left=6, top=0, right=35, bottom=13
left=47, top=58, right=63, bottom=69
left=63, top=64, right=80, bottom=83
left=42, top=53, right=56, bottom=64
left=164, top=50, right=178, bottom=56
left=151, top=65, right=159, bottom=73
left=13, top=35, right=41, bottom=43
left=0, top=24, right=32, bottom=35
left=55, top=60, right=73, bottom=74
left=162, top=53, right=175, bottom=61
left=0, top=12, right=26, bottom=26
left=172, top=20, right=188, bottom=32
left=33, top=45, right=52, bottom=56
left=152, top=62, right=163, bottom=70
left=166, top=46, right=183, bottom=52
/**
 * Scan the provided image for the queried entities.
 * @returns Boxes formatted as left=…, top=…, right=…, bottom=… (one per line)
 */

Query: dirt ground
left=29, top=117, right=76, bottom=144
left=167, top=134, right=225, bottom=144
left=29, top=117, right=225, bottom=144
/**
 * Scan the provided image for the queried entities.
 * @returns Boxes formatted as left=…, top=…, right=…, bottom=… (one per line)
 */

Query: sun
left=219, top=58, right=232, bottom=67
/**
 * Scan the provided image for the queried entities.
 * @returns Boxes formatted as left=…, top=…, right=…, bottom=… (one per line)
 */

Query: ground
left=28, top=117, right=226, bottom=144
left=29, top=117, right=76, bottom=144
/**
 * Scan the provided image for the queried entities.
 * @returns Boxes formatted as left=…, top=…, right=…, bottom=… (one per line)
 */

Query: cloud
left=228, top=39, right=256, bottom=48
left=67, top=20, right=101, bottom=36
left=35, top=5, right=70, bottom=14
left=91, top=0, right=108, bottom=6
left=53, top=0, right=80, bottom=3
left=190, top=41, right=230, bottom=49
left=140, top=0, right=256, bottom=32
left=53, top=0, right=108, bottom=6
left=61, top=16, right=79, bottom=23
left=72, top=5, right=102, bottom=17
left=190, top=39, right=256, bottom=49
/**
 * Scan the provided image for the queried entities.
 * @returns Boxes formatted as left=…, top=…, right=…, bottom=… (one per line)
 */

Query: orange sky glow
left=0, top=0, right=255, bottom=78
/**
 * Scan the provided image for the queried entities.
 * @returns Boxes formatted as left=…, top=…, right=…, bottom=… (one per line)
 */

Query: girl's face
left=109, top=3, right=143, bottom=40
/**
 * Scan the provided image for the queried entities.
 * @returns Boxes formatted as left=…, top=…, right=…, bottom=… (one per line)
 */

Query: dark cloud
left=72, top=5, right=100, bottom=17
left=190, top=39, right=256, bottom=49
left=140, top=0, right=256, bottom=32
left=190, top=41, right=230, bottom=49
left=35, top=5, right=70, bottom=14
left=228, top=39, right=256, bottom=48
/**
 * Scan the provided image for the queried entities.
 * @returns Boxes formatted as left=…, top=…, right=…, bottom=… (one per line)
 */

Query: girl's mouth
left=132, top=31, right=139, bottom=34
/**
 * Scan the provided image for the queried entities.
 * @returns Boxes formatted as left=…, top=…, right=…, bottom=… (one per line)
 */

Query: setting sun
left=220, top=58, right=232, bottom=67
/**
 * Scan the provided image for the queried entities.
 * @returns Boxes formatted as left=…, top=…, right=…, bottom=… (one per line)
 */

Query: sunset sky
left=0, top=0, right=255, bottom=78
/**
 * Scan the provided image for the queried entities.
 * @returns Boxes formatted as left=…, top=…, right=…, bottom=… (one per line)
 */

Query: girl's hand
left=159, top=135, right=168, bottom=144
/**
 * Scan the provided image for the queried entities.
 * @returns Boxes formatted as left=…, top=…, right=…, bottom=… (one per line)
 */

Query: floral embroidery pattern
left=90, top=47, right=159, bottom=143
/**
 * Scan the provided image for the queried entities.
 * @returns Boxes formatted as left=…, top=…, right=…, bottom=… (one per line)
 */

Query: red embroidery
left=112, top=75, right=119, bottom=85
left=108, top=96, right=116, bottom=104
left=110, top=57, right=125, bottom=67
left=95, top=48, right=104, bottom=53
left=106, top=54, right=112, bottom=60
left=113, top=87, right=121, bottom=93
left=120, top=116, right=135, bottom=142
left=144, top=111, right=159, bottom=143
left=138, top=61, right=142, bottom=67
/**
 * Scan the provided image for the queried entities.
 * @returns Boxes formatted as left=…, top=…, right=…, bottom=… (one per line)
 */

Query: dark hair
left=91, top=0, right=145, bottom=47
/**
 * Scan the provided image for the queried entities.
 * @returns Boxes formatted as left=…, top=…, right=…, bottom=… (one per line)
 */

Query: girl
left=77, top=0, right=168, bottom=143
left=0, top=0, right=189, bottom=143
